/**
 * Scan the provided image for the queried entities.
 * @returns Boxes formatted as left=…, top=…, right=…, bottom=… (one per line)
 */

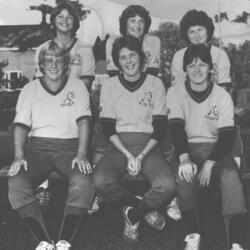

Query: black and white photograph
left=0, top=0, right=250, bottom=249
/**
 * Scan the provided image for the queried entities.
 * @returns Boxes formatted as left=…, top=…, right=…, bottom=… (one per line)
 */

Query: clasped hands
left=179, top=155, right=215, bottom=187
left=126, top=153, right=144, bottom=177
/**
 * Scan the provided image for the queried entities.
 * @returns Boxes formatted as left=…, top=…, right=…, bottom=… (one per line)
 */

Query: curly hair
left=119, top=5, right=151, bottom=36
left=180, top=9, right=215, bottom=43
left=183, top=44, right=213, bottom=72
left=112, top=35, right=145, bottom=71
left=50, top=2, right=80, bottom=37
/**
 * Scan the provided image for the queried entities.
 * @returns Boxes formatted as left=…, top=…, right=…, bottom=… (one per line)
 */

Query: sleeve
left=216, top=49, right=231, bottom=85
left=152, top=78, right=167, bottom=117
left=99, top=80, right=116, bottom=121
left=218, top=91, right=235, bottom=131
left=147, top=36, right=161, bottom=70
left=166, top=87, right=185, bottom=123
left=33, top=45, right=43, bottom=79
left=106, top=37, right=119, bottom=72
left=171, top=50, right=186, bottom=86
left=74, top=81, right=92, bottom=124
left=80, top=47, right=95, bottom=77
left=13, top=84, right=33, bottom=129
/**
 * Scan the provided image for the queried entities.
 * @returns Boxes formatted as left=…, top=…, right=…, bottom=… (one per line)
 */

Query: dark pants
left=93, top=133, right=176, bottom=209
left=177, top=143, right=246, bottom=215
left=9, top=137, right=94, bottom=210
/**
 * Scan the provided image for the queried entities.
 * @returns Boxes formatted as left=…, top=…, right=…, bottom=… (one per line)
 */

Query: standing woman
left=34, top=2, right=95, bottom=90
left=93, top=35, right=176, bottom=242
left=167, top=44, right=246, bottom=250
left=8, top=41, right=93, bottom=250
left=106, top=5, right=161, bottom=77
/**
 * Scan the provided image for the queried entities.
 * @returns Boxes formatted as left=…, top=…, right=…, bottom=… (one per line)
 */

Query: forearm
left=77, top=119, right=90, bottom=156
left=139, top=138, right=158, bottom=157
left=109, top=134, right=132, bottom=158
left=13, top=126, right=29, bottom=158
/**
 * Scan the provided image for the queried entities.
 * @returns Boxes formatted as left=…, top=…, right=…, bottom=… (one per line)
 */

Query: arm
left=216, top=48, right=231, bottom=86
left=8, top=126, right=29, bottom=176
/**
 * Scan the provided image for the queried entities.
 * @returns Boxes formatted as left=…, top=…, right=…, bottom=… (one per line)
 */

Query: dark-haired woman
left=93, top=35, right=176, bottom=242
left=34, top=2, right=95, bottom=90
left=8, top=41, right=93, bottom=250
left=171, top=9, right=230, bottom=87
left=167, top=44, right=246, bottom=250
left=106, top=5, right=161, bottom=77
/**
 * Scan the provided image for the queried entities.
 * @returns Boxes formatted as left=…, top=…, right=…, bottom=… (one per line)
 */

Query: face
left=186, top=57, right=210, bottom=85
left=42, top=53, right=66, bottom=81
left=127, top=15, right=145, bottom=39
left=118, top=47, right=141, bottom=79
left=55, top=9, right=74, bottom=33
left=187, top=25, right=208, bottom=45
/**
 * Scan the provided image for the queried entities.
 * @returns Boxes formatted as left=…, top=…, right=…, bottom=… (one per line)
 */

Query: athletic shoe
left=35, top=187, right=51, bottom=208
left=144, top=210, right=166, bottom=230
left=123, top=206, right=140, bottom=242
left=166, top=197, right=182, bottom=221
left=35, top=241, right=55, bottom=250
left=87, top=196, right=103, bottom=215
left=55, top=240, right=71, bottom=250
left=184, top=233, right=200, bottom=250
left=230, top=243, right=245, bottom=250
left=135, top=195, right=166, bottom=230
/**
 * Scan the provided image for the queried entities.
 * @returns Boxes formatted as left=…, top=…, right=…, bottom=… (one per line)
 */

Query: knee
left=93, top=172, right=111, bottom=193
left=69, top=174, right=91, bottom=193
left=221, top=168, right=240, bottom=187
left=153, top=178, right=177, bottom=198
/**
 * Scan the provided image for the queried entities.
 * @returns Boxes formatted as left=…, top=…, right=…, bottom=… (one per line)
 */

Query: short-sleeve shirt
left=166, top=82, right=234, bottom=143
left=34, top=39, right=95, bottom=79
left=171, top=45, right=231, bottom=85
left=100, top=73, right=167, bottom=134
left=106, top=34, right=161, bottom=73
left=14, top=78, right=91, bottom=139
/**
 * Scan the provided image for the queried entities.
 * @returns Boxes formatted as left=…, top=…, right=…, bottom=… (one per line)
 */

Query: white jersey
left=106, top=34, right=161, bottom=72
left=166, top=82, right=234, bottom=143
left=171, top=45, right=231, bottom=85
left=100, top=73, right=167, bottom=134
left=34, top=39, right=95, bottom=79
left=14, top=78, right=91, bottom=139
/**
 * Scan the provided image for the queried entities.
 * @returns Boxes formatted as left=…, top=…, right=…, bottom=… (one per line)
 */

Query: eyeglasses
left=43, top=56, right=64, bottom=67
left=56, top=15, right=74, bottom=22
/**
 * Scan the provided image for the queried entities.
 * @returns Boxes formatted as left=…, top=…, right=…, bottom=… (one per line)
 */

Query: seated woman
left=8, top=41, right=93, bottom=250
left=167, top=44, right=246, bottom=250
left=93, top=35, right=176, bottom=242
left=105, top=5, right=161, bottom=77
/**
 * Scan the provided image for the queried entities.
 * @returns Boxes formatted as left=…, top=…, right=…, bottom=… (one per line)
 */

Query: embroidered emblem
left=61, top=91, right=75, bottom=107
left=139, top=91, right=153, bottom=107
left=205, top=105, right=219, bottom=121
left=71, top=53, right=82, bottom=65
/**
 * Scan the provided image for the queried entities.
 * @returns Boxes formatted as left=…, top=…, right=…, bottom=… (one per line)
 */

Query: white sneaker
left=123, top=206, right=140, bottom=242
left=56, top=240, right=71, bottom=250
left=35, top=241, right=55, bottom=250
left=87, top=196, right=103, bottom=215
left=184, top=233, right=200, bottom=250
left=167, top=198, right=182, bottom=221
left=144, top=210, right=166, bottom=230
left=231, top=243, right=244, bottom=250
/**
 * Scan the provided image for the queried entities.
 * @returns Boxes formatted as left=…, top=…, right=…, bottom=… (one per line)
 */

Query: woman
left=106, top=5, right=161, bottom=77
left=171, top=9, right=231, bottom=86
left=8, top=41, right=93, bottom=250
left=34, top=2, right=95, bottom=90
left=93, top=35, right=176, bottom=242
left=167, top=44, right=246, bottom=250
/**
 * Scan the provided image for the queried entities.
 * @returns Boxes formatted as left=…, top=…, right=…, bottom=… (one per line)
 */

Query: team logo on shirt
left=61, top=91, right=75, bottom=107
left=205, top=105, right=219, bottom=121
left=71, top=53, right=82, bottom=65
left=139, top=91, right=153, bottom=107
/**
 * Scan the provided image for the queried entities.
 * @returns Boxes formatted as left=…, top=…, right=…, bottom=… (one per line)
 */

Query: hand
left=132, top=153, right=144, bottom=176
left=72, top=153, right=92, bottom=175
left=126, top=154, right=139, bottom=177
left=178, top=156, right=197, bottom=182
left=198, top=160, right=215, bottom=187
left=8, top=156, right=28, bottom=176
